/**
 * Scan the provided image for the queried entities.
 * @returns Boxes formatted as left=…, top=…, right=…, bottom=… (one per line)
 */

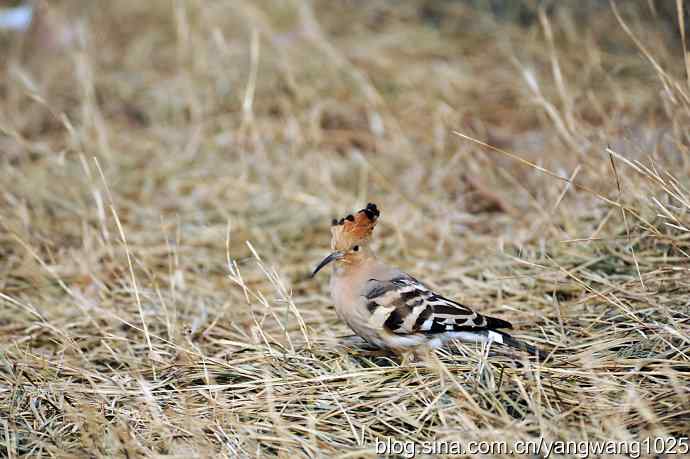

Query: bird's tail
left=490, top=331, right=549, bottom=361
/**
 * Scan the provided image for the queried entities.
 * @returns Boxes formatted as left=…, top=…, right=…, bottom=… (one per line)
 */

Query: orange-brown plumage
left=330, top=203, right=379, bottom=251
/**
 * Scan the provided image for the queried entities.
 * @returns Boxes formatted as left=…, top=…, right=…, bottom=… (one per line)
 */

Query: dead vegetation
left=1, top=0, right=689, bottom=457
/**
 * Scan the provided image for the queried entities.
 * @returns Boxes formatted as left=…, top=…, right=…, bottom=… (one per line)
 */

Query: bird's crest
left=330, top=203, right=380, bottom=250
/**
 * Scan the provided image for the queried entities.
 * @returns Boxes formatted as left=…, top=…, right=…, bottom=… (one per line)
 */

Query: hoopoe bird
left=312, top=203, right=546, bottom=359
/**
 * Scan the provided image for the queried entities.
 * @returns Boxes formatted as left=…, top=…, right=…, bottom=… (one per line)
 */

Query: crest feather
left=331, top=203, right=380, bottom=250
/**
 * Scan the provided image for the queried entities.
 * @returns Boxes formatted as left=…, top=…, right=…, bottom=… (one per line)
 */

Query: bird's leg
left=413, top=346, right=435, bottom=362
left=399, top=346, right=434, bottom=365
left=399, top=350, right=416, bottom=366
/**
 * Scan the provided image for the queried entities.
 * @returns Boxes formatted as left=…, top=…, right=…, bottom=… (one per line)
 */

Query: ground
left=1, top=1, right=689, bottom=457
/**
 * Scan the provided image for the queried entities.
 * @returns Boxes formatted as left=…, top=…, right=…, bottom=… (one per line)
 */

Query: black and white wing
left=363, top=275, right=512, bottom=335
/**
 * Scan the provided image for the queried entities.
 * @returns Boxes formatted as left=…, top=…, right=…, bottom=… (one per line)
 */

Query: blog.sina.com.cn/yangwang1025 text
left=374, top=436, right=690, bottom=458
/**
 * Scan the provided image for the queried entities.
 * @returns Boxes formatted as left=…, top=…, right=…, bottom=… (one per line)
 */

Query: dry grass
left=1, top=1, right=689, bottom=457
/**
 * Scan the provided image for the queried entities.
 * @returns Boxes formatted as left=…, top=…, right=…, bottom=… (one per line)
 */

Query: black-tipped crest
left=330, top=203, right=379, bottom=227
left=363, top=203, right=379, bottom=220
left=327, top=203, right=381, bottom=251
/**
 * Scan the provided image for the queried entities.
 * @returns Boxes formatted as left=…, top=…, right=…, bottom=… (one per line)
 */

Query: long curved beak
left=311, top=251, right=343, bottom=278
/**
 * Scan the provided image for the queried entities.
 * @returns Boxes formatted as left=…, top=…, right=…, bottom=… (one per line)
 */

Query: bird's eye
left=352, top=245, right=360, bottom=252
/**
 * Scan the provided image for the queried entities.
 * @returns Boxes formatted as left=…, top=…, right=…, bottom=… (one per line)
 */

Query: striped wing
left=363, top=276, right=512, bottom=335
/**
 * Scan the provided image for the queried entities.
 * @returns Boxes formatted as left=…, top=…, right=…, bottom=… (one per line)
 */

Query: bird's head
left=311, top=203, right=380, bottom=277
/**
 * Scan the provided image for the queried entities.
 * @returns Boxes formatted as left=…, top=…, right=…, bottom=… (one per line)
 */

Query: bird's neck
left=334, top=253, right=377, bottom=276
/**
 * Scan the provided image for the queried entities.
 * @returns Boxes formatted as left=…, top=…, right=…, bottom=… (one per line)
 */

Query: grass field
left=2, top=1, right=690, bottom=457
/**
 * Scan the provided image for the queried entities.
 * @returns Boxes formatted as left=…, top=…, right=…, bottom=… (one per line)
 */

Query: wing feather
left=362, top=276, right=512, bottom=335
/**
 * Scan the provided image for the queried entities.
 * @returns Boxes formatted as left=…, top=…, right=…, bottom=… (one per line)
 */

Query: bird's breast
left=330, top=274, right=384, bottom=346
